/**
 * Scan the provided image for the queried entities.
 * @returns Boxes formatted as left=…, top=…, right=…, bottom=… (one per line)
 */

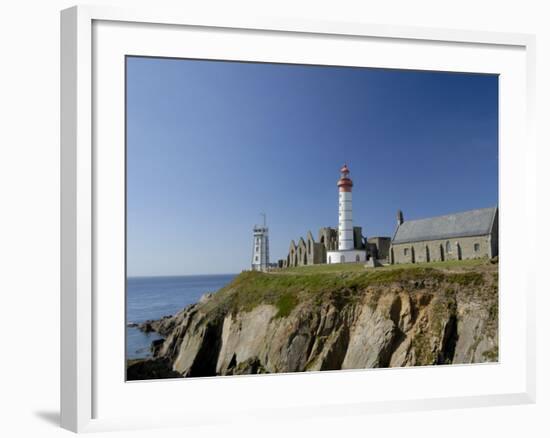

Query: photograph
left=125, top=56, right=499, bottom=380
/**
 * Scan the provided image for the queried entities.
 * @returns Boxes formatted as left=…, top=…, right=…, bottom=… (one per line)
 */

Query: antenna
left=261, top=212, right=266, bottom=227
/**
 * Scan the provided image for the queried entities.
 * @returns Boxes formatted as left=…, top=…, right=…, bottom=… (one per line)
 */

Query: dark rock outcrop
left=137, top=314, right=174, bottom=336
left=126, top=358, right=182, bottom=380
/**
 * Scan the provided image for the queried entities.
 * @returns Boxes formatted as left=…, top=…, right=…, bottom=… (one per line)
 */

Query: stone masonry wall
left=391, top=235, right=492, bottom=264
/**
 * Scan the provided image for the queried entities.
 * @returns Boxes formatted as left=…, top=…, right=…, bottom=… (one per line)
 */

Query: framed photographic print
left=61, top=5, right=536, bottom=433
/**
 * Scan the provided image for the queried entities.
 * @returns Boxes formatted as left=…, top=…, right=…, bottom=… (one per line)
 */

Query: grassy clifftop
left=201, top=258, right=497, bottom=319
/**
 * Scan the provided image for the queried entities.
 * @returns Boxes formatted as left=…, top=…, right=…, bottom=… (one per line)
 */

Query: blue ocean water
left=126, top=274, right=237, bottom=359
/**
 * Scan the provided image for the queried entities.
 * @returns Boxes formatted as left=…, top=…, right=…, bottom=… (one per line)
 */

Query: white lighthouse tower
left=251, top=214, right=270, bottom=271
left=337, top=164, right=354, bottom=251
left=327, top=164, right=367, bottom=264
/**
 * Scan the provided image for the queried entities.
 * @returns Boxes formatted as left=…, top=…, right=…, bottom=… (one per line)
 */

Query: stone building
left=367, top=237, right=391, bottom=261
left=283, top=226, right=368, bottom=268
left=390, top=207, right=498, bottom=264
left=318, top=227, right=338, bottom=252
left=281, top=225, right=392, bottom=268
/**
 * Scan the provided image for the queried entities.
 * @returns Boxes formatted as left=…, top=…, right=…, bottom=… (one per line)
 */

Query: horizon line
left=127, top=272, right=241, bottom=279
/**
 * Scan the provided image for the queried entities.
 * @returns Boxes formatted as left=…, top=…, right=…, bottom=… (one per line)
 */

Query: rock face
left=131, top=263, right=498, bottom=379
left=137, top=314, right=175, bottom=335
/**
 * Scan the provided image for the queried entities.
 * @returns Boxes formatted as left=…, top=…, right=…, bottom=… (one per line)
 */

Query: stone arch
left=425, top=245, right=430, bottom=263
left=456, top=242, right=462, bottom=260
left=288, top=241, right=297, bottom=267
left=303, top=251, right=307, bottom=265
left=298, top=241, right=306, bottom=266
left=355, top=254, right=360, bottom=262
left=411, top=246, right=416, bottom=263
left=440, top=244, right=445, bottom=261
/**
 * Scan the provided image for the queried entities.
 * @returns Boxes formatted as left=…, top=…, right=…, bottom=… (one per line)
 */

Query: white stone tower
left=326, top=164, right=367, bottom=264
left=251, top=213, right=270, bottom=271
left=337, top=164, right=354, bottom=251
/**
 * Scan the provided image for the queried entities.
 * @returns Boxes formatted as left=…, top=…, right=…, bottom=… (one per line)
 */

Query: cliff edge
left=127, top=260, right=498, bottom=380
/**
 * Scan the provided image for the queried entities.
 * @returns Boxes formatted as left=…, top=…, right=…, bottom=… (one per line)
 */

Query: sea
left=126, top=273, right=237, bottom=359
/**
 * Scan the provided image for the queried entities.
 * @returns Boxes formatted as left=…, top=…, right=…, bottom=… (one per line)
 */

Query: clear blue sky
left=126, top=56, right=498, bottom=276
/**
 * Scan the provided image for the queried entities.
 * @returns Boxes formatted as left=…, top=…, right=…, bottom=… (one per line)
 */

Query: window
left=255, top=256, right=258, bottom=262
left=474, top=243, right=480, bottom=252
left=404, top=248, right=409, bottom=256
left=356, top=255, right=360, bottom=262
left=446, top=241, right=451, bottom=253
left=340, top=255, right=345, bottom=263
left=308, top=240, right=311, bottom=254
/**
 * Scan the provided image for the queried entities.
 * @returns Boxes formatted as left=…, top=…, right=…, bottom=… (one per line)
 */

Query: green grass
left=199, top=258, right=496, bottom=318
left=275, top=292, right=298, bottom=318
left=283, top=263, right=369, bottom=275
left=282, top=257, right=488, bottom=275
left=446, top=271, right=484, bottom=286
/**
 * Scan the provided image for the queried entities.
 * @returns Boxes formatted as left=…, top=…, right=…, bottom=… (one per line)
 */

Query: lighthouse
left=251, top=214, right=270, bottom=271
left=337, top=164, right=354, bottom=251
left=326, top=164, right=367, bottom=264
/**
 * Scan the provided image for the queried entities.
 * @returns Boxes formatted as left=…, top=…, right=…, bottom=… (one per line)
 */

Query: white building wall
left=338, top=191, right=353, bottom=251
left=251, top=227, right=269, bottom=271
left=327, top=249, right=366, bottom=264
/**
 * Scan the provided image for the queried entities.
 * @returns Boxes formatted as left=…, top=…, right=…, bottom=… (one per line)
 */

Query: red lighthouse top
left=337, top=164, right=353, bottom=192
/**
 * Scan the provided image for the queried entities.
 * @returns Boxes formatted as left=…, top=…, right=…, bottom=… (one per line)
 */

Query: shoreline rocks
left=126, top=357, right=182, bottom=380
left=134, top=314, right=174, bottom=335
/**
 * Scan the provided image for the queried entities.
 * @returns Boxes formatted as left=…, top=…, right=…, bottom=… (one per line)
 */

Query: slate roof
left=392, top=207, right=497, bottom=245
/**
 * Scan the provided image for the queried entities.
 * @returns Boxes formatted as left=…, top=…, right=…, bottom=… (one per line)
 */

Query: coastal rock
left=216, top=305, right=277, bottom=374
left=138, top=314, right=175, bottom=336
left=151, top=339, right=165, bottom=356
left=227, top=357, right=267, bottom=375
left=139, top=321, right=154, bottom=333
left=341, top=303, right=396, bottom=369
left=136, top=264, right=498, bottom=379
left=126, top=358, right=182, bottom=380
left=169, top=311, right=223, bottom=377
left=199, top=292, right=214, bottom=303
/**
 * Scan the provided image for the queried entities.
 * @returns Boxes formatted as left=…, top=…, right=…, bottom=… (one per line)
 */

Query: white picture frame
left=61, top=5, right=536, bottom=433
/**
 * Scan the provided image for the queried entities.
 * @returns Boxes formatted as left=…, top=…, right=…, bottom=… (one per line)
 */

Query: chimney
left=397, top=210, right=404, bottom=226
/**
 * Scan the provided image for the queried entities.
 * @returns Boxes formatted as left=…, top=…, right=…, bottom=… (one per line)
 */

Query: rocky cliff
left=127, top=261, right=498, bottom=380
